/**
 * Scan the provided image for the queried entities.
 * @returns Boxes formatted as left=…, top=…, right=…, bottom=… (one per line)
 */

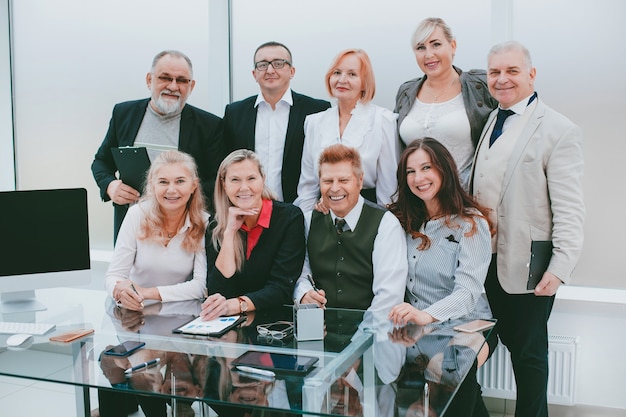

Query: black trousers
left=98, top=389, right=166, bottom=417
left=444, top=361, right=490, bottom=417
left=485, top=255, right=555, bottom=417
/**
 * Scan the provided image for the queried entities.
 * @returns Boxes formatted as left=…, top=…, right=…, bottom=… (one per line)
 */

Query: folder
left=111, top=147, right=151, bottom=192
left=527, top=240, right=553, bottom=290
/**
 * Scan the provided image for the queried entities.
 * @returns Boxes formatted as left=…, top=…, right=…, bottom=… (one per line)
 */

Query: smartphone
left=103, top=340, right=145, bottom=357
left=453, top=320, right=496, bottom=333
left=49, top=328, right=94, bottom=343
left=232, top=350, right=319, bottom=375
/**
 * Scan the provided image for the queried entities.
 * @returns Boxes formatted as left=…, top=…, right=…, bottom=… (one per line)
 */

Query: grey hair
left=488, top=41, right=533, bottom=70
left=151, top=50, right=193, bottom=77
left=411, top=17, right=455, bottom=49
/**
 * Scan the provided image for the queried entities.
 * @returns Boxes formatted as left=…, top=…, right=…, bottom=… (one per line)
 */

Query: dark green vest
left=308, top=201, right=386, bottom=310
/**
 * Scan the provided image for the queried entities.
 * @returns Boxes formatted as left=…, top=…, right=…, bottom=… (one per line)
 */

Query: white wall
left=6, top=0, right=227, bottom=248
left=549, top=298, right=626, bottom=409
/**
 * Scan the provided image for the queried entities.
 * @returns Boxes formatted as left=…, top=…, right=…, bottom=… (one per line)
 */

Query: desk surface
left=0, top=287, right=490, bottom=417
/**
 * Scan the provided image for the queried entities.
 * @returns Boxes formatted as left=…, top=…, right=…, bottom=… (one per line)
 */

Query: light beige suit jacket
left=471, top=99, right=584, bottom=294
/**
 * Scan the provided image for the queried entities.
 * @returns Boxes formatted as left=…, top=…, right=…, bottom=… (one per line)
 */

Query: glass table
left=0, top=287, right=492, bottom=417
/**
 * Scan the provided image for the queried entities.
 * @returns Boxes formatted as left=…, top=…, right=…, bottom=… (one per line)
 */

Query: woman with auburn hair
left=200, top=149, right=305, bottom=321
left=388, top=137, right=495, bottom=417
left=105, top=149, right=209, bottom=310
left=395, top=17, right=497, bottom=190
left=295, top=48, right=399, bottom=212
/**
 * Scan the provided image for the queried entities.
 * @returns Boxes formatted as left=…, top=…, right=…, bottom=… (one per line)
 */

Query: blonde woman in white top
left=294, top=48, right=399, bottom=212
left=105, top=150, right=209, bottom=311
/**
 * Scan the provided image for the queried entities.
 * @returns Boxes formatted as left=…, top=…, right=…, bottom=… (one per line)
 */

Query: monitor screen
left=0, top=188, right=90, bottom=313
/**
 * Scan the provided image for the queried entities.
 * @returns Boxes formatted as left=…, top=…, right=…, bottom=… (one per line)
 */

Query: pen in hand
left=307, top=274, right=320, bottom=292
left=125, top=358, right=160, bottom=374
left=130, top=283, right=144, bottom=308
left=306, top=274, right=326, bottom=307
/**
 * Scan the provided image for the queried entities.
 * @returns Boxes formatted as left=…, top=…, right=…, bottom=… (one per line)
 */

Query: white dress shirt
left=254, top=89, right=293, bottom=201
left=294, top=101, right=399, bottom=211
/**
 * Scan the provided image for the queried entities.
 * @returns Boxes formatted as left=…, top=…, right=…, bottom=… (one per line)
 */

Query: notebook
left=527, top=240, right=553, bottom=290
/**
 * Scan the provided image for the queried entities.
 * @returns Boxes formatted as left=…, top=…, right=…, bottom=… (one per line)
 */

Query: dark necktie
left=334, top=217, right=346, bottom=235
left=489, top=109, right=515, bottom=147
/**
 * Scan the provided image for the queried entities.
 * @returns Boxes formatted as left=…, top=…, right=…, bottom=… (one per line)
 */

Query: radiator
left=476, top=335, right=579, bottom=406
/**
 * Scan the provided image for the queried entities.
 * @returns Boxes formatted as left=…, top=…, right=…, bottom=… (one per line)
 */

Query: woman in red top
left=200, top=150, right=305, bottom=320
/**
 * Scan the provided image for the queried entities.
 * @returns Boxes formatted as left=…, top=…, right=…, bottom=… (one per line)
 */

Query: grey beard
left=154, top=95, right=182, bottom=115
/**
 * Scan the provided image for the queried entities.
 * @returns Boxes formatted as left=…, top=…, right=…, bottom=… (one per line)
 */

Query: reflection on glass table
left=390, top=320, right=495, bottom=417
left=0, top=288, right=492, bottom=417
left=101, top=299, right=376, bottom=417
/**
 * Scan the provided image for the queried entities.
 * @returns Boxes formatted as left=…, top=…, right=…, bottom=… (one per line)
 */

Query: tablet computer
left=173, top=315, right=245, bottom=337
left=231, top=350, right=319, bottom=376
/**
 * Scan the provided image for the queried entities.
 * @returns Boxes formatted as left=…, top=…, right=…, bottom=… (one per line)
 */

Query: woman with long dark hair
left=388, top=137, right=495, bottom=417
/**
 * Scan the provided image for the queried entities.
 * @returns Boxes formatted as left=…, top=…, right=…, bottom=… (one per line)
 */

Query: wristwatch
left=238, top=296, right=248, bottom=314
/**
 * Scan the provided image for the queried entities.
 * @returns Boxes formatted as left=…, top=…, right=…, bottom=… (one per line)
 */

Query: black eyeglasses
left=254, top=59, right=291, bottom=71
left=256, top=321, right=293, bottom=340
left=156, top=75, right=193, bottom=85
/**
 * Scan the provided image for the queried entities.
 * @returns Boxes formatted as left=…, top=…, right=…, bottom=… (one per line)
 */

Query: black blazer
left=206, top=201, right=305, bottom=311
left=222, top=91, right=330, bottom=203
left=91, top=98, right=223, bottom=239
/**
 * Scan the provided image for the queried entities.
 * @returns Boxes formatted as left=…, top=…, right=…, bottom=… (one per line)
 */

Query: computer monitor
left=0, top=188, right=91, bottom=314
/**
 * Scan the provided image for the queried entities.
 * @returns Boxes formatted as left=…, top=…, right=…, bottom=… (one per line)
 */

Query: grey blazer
left=394, top=66, right=497, bottom=148
left=471, top=99, right=584, bottom=293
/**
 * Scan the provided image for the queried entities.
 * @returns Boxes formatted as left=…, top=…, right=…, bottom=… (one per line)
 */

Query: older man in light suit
left=471, top=41, right=584, bottom=417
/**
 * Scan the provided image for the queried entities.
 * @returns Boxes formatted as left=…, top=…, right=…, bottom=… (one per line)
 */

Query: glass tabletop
left=0, top=287, right=493, bottom=417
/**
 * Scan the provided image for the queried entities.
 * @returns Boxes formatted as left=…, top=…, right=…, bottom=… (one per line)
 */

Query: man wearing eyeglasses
left=92, top=50, right=223, bottom=242
left=222, top=41, right=330, bottom=203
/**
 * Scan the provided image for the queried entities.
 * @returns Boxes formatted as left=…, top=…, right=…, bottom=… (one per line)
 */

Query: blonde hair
left=212, top=150, right=277, bottom=271
left=325, top=48, right=376, bottom=103
left=411, top=17, right=455, bottom=49
left=138, top=150, right=206, bottom=252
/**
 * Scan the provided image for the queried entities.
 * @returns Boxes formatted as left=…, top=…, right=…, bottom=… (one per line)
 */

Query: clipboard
left=173, top=315, right=246, bottom=337
left=111, top=147, right=151, bottom=192
left=527, top=240, right=553, bottom=290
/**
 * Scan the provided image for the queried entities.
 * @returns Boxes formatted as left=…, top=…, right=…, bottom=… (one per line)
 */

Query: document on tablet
left=111, top=146, right=151, bottom=192
left=173, top=315, right=245, bottom=337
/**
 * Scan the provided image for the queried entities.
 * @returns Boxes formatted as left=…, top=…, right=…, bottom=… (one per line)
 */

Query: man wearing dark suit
left=222, top=41, right=330, bottom=203
left=471, top=41, right=584, bottom=417
left=92, top=50, right=222, bottom=242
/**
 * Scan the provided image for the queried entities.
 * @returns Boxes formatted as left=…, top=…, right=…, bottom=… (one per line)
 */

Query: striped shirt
left=405, top=213, right=492, bottom=322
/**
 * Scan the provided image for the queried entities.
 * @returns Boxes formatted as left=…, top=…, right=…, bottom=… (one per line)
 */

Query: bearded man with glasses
left=92, top=50, right=223, bottom=242
left=222, top=41, right=330, bottom=204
